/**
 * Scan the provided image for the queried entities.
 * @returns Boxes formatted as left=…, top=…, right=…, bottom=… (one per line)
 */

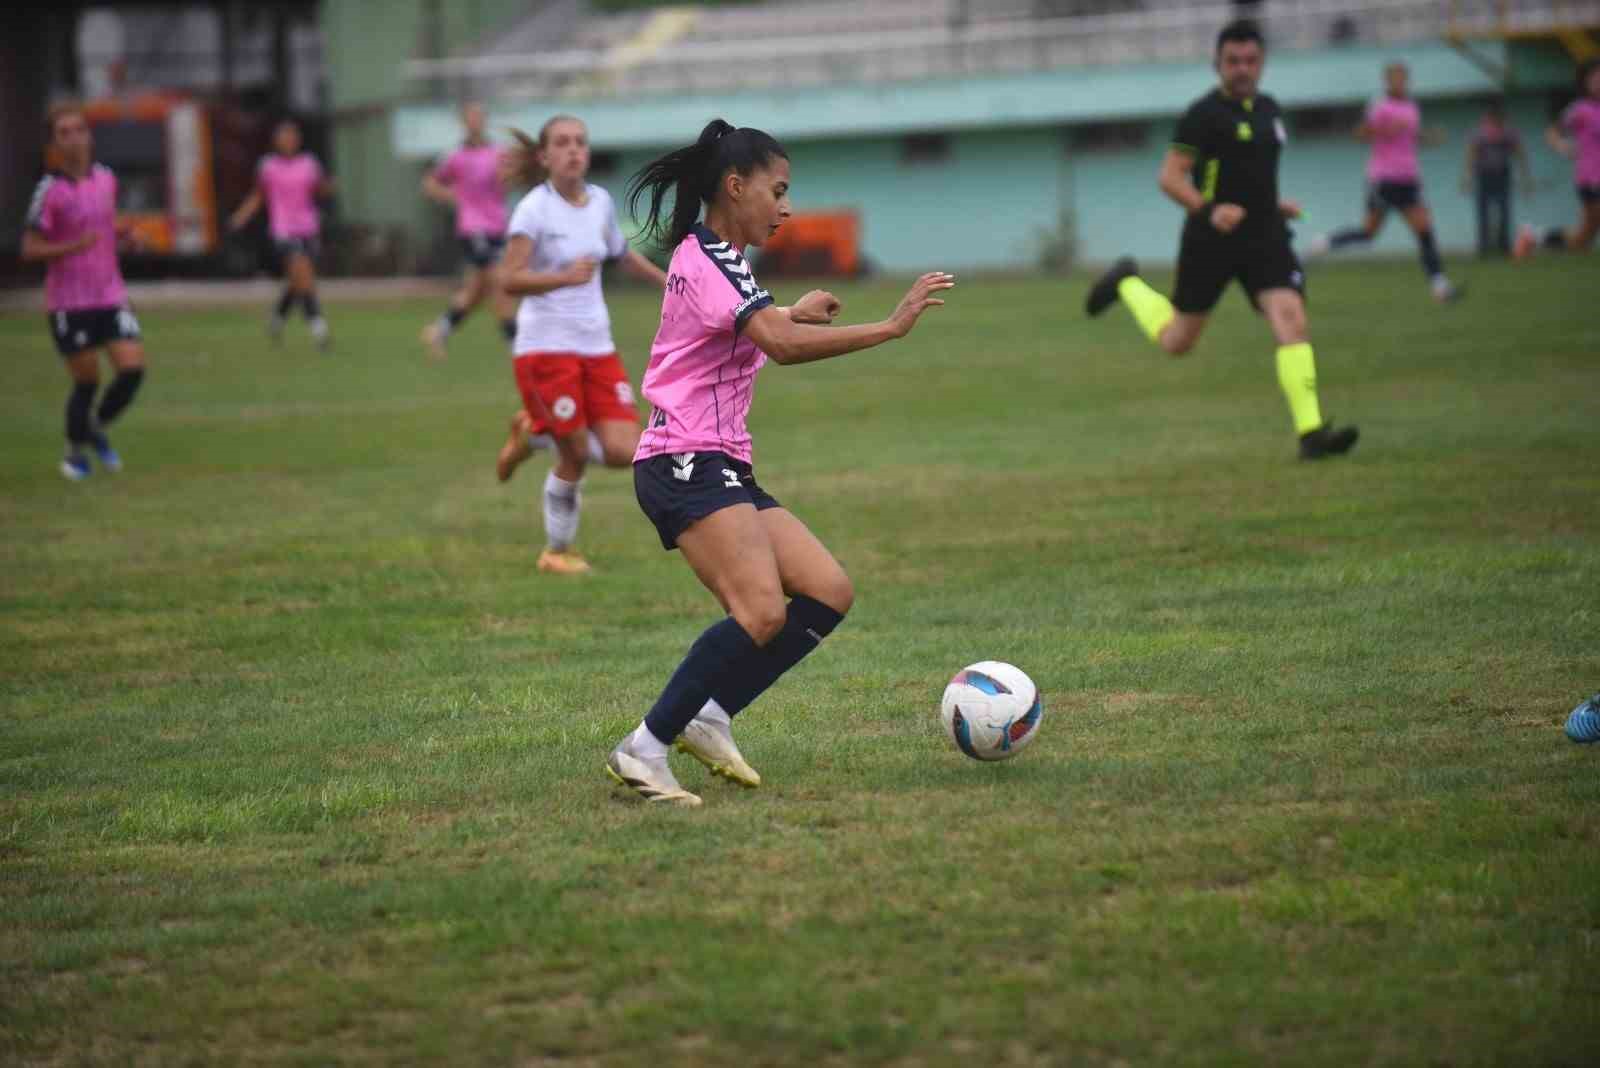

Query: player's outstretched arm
left=744, top=272, right=953, bottom=366
left=618, top=249, right=668, bottom=288
left=420, top=172, right=455, bottom=206
left=20, top=230, right=97, bottom=263
left=227, top=190, right=262, bottom=232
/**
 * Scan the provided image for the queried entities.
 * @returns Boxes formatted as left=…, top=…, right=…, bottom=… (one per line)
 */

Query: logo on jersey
left=615, top=382, right=635, bottom=406
left=666, top=272, right=688, bottom=296
left=671, top=453, right=696, bottom=481
left=1273, top=118, right=1287, bottom=144
left=1236, top=121, right=1253, bottom=142
left=552, top=396, right=577, bottom=420
left=722, top=468, right=741, bottom=488
left=116, top=309, right=140, bottom=337
left=734, top=290, right=773, bottom=321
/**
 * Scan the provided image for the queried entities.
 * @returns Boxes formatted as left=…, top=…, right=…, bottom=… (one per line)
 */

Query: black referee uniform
left=1170, top=89, right=1305, bottom=314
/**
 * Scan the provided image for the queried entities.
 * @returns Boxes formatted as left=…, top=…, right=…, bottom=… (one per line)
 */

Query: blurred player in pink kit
left=604, top=118, right=954, bottom=807
left=229, top=119, right=336, bottom=349
left=22, top=103, right=148, bottom=482
left=1310, top=62, right=1462, bottom=301
left=1516, top=58, right=1600, bottom=257
left=419, top=102, right=517, bottom=360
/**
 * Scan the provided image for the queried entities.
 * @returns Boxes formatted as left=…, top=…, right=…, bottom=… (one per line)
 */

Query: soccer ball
left=940, top=661, right=1043, bottom=761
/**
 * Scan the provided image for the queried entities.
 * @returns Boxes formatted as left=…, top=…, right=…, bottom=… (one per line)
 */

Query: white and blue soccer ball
left=940, top=661, right=1043, bottom=761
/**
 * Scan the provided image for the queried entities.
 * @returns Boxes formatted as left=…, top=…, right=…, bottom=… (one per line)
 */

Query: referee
left=1086, top=19, right=1359, bottom=460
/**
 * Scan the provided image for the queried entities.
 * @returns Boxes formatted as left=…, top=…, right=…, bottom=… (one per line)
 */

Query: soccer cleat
left=267, top=312, right=285, bottom=343
left=605, top=739, right=702, bottom=807
left=421, top=321, right=448, bottom=361
left=59, top=452, right=91, bottom=481
left=1512, top=224, right=1537, bottom=261
left=89, top=430, right=122, bottom=472
left=496, top=411, right=535, bottom=483
left=1298, top=422, right=1360, bottom=461
left=310, top=317, right=331, bottom=352
left=537, top=547, right=592, bottom=575
left=1566, top=694, right=1600, bottom=744
left=1085, top=256, right=1139, bottom=317
left=1431, top=277, right=1464, bottom=304
left=676, top=716, right=762, bottom=788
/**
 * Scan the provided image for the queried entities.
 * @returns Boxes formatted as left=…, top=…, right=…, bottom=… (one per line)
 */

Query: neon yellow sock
left=1116, top=276, right=1175, bottom=344
left=1275, top=342, right=1323, bottom=435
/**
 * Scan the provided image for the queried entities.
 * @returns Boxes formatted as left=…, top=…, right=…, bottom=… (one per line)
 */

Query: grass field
left=2, top=257, right=1598, bottom=1065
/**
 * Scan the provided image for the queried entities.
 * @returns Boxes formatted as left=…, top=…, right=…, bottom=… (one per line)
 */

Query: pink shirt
left=433, top=143, right=508, bottom=236
left=25, top=164, right=128, bottom=312
left=634, top=224, right=775, bottom=465
left=1562, top=98, right=1600, bottom=186
left=1366, top=96, right=1422, bottom=183
left=258, top=153, right=324, bottom=239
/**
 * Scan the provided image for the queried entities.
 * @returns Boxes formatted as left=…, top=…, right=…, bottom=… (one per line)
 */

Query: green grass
left=2, top=257, right=1598, bottom=1065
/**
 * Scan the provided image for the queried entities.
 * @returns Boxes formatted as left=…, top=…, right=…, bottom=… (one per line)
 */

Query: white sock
left=696, top=699, right=730, bottom=727
left=629, top=720, right=669, bottom=760
left=587, top=431, right=605, bottom=463
left=309, top=316, right=329, bottom=339
left=542, top=471, right=581, bottom=550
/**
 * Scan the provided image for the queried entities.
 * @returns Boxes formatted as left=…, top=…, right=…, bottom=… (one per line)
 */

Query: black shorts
left=1366, top=181, right=1423, bottom=213
left=273, top=235, right=321, bottom=265
left=48, top=305, right=141, bottom=357
left=634, top=450, right=782, bottom=551
left=1578, top=184, right=1600, bottom=205
left=1172, top=223, right=1306, bottom=315
left=460, top=233, right=506, bottom=268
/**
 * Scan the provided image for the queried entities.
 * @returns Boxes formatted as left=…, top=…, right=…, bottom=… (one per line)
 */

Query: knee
left=817, top=570, right=854, bottom=616
left=1161, top=333, right=1196, bottom=357
left=732, top=596, right=787, bottom=647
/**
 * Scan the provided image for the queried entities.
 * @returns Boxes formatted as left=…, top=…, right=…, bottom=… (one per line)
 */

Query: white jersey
left=508, top=181, right=629, bottom=356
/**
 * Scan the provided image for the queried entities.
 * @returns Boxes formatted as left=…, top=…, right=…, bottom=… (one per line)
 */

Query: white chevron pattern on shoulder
left=712, top=247, right=741, bottom=262
left=704, top=240, right=729, bottom=251
left=25, top=175, right=54, bottom=229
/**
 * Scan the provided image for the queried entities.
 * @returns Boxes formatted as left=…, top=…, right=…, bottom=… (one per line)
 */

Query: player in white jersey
left=494, top=115, right=669, bottom=574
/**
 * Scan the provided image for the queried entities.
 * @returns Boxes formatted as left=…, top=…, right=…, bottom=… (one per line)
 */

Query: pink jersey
left=433, top=143, right=508, bottom=236
left=1562, top=98, right=1600, bottom=186
left=258, top=153, right=324, bottom=239
left=1366, top=96, right=1422, bottom=183
left=634, top=224, right=775, bottom=465
left=25, top=164, right=128, bottom=312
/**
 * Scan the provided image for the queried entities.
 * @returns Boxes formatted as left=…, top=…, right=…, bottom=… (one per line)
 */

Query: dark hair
left=506, top=114, right=583, bottom=188
left=46, top=100, right=85, bottom=141
left=626, top=118, right=788, bottom=249
left=1215, top=19, right=1264, bottom=53
left=1581, top=57, right=1600, bottom=91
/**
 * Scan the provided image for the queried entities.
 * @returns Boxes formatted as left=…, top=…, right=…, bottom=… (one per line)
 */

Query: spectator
left=1462, top=99, right=1533, bottom=256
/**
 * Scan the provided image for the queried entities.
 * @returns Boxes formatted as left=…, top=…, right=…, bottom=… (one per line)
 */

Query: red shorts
left=512, top=352, right=639, bottom=437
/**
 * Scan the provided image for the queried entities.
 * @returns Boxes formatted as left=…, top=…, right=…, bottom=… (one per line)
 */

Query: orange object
left=758, top=211, right=862, bottom=276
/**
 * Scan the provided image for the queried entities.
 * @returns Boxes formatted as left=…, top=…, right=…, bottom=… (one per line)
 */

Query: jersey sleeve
left=601, top=191, right=628, bottom=260
left=692, top=239, right=773, bottom=335
left=506, top=190, right=541, bottom=243
left=1171, top=102, right=1210, bottom=155
left=431, top=150, right=458, bottom=184
left=24, top=176, right=56, bottom=234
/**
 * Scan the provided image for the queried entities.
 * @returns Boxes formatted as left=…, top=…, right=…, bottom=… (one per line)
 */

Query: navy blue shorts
left=1367, top=181, right=1422, bottom=213
left=48, top=305, right=141, bottom=357
left=634, top=450, right=782, bottom=550
left=460, top=233, right=506, bottom=268
left=274, top=235, right=321, bottom=265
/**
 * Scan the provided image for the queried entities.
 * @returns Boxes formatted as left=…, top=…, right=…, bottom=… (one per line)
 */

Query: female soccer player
left=1515, top=59, right=1600, bottom=257
left=606, top=118, right=954, bottom=806
left=419, top=102, right=516, bottom=360
left=229, top=118, right=335, bottom=349
left=494, top=115, right=670, bottom=575
left=1310, top=62, right=1462, bottom=301
left=22, top=102, right=147, bottom=481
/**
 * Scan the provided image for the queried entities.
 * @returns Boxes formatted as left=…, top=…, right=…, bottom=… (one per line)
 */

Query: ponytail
left=626, top=118, right=788, bottom=250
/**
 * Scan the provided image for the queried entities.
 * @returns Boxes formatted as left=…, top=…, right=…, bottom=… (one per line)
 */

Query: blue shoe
left=1566, top=694, right=1600, bottom=744
left=90, top=430, right=122, bottom=472
left=59, top=451, right=91, bottom=481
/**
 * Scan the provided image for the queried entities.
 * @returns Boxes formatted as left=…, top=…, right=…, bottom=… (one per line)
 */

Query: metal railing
left=406, top=0, right=1465, bottom=100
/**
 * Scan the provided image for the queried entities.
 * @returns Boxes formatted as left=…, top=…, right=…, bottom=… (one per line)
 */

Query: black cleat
left=1085, top=256, right=1140, bottom=317
left=1299, top=422, right=1360, bottom=461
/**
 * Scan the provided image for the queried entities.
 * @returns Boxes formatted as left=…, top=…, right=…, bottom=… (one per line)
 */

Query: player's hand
left=1279, top=199, right=1303, bottom=220
left=1209, top=203, right=1246, bottom=234
left=790, top=289, right=841, bottom=324
left=888, top=272, right=955, bottom=338
left=565, top=258, right=598, bottom=285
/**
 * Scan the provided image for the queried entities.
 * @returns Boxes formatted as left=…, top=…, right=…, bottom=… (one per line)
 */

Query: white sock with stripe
left=542, top=472, right=582, bottom=551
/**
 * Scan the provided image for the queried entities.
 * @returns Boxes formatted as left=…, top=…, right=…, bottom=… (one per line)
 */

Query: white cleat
left=605, top=738, right=702, bottom=807
left=676, top=716, right=762, bottom=788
